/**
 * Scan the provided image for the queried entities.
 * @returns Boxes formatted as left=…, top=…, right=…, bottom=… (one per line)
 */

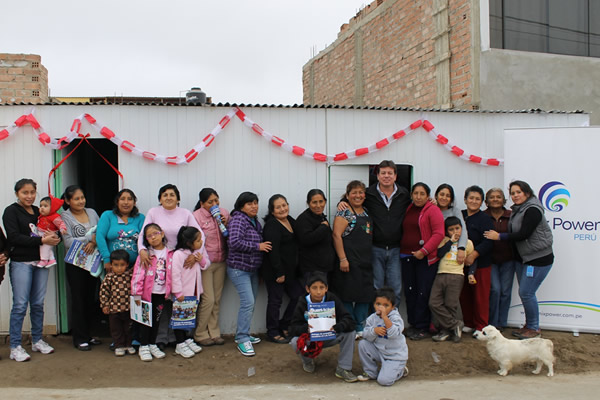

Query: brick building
left=303, top=0, right=600, bottom=123
left=0, top=54, right=49, bottom=104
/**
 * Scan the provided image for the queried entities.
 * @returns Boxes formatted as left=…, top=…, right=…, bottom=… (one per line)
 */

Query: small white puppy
left=475, top=325, right=554, bottom=377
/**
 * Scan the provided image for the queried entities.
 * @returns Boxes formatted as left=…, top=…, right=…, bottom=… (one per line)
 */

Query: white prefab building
left=0, top=103, right=589, bottom=335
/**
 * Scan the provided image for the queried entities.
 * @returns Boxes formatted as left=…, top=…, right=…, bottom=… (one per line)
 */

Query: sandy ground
left=0, top=329, right=598, bottom=390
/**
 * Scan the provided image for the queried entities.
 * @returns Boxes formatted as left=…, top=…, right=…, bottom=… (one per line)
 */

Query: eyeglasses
left=146, top=231, right=163, bottom=239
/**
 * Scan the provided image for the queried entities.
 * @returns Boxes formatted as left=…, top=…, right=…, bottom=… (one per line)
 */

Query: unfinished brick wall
left=303, top=0, right=474, bottom=109
left=0, top=54, right=49, bottom=104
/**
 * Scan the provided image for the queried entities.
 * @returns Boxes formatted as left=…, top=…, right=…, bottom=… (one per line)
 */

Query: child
left=100, top=249, right=135, bottom=356
left=429, top=216, right=475, bottom=342
left=131, top=223, right=173, bottom=362
left=36, top=196, right=67, bottom=267
left=357, top=287, right=409, bottom=386
left=170, top=226, right=210, bottom=358
left=288, top=271, right=358, bottom=383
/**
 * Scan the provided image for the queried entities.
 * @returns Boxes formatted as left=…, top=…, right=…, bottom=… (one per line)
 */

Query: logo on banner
left=539, top=181, right=570, bottom=212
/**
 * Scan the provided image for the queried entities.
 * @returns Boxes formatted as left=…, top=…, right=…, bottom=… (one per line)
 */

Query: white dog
left=475, top=325, right=554, bottom=377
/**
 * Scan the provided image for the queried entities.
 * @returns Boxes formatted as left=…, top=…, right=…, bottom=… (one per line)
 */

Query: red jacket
left=37, top=196, right=66, bottom=233
left=406, top=201, right=445, bottom=265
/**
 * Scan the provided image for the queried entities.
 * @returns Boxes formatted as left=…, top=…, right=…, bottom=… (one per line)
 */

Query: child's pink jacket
left=170, top=247, right=210, bottom=299
left=131, top=249, right=174, bottom=302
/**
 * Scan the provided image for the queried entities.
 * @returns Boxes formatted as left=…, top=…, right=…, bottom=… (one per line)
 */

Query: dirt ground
left=0, top=328, right=598, bottom=389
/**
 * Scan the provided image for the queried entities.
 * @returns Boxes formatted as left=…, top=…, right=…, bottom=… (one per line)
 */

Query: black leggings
left=138, top=294, right=166, bottom=346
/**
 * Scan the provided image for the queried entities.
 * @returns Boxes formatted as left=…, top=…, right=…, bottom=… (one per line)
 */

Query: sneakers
left=184, top=338, right=202, bottom=354
left=357, top=372, right=374, bottom=381
left=175, top=342, right=195, bottom=358
left=409, top=330, right=429, bottom=341
left=453, top=322, right=463, bottom=341
left=126, top=346, right=136, bottom=355
left=462, top=326, right=474, bottom=333
left=138, top=345, right=152, bottom=362
left=249, top=336, right=261, bottom=344
left=355, top=331, right=363, bottom=340
left=237, top=341, right=255, bottom=357
left=432, top=330, right=450, bottom=342
left=31, top=339, right=54, bottom=354
left=10, top=346, right=31, bottom=362
left=115, top=347, right=126, bottom=357
left=403, top=366, right=409, bottom=377
left=149, top=344, right=166, bottom=359
left=335, top=367, right=358, bottom=383
left=302, top=358, right=316, bottom=373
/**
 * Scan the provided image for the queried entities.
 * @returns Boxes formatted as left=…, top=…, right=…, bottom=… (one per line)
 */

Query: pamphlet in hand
left=170, top=296, right=199, bottom=329
left=308, top=301, right=336, bottom=341
left=64, top=239, right=103, bottom=277
left=130, top=296, right=152, bottom=327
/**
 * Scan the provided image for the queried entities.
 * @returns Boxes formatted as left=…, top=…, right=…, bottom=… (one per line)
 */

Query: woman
left=227, top=192, right=272, bottom=357
left=96, top=188, right=145, bottom=272
left=295, top=189, right=335, bottom=282
left=484, top=180, right=553, bottom=339
left=2, top=179, right=60, bottom=361
left=435, top=184, right=468, bottom=265
left=484, top=188, right=516, bottom=330
left=192, top=188, right=229, bottom=346
left=332, top=180, right=374, bottom=337
left=61, top=185, right=102, bottom=351
left=137, top=183, right=203, bottom=348
left=400, top=182, right=444, bottom=340
left=460, top=185, right=494, bottom=336
left=261, top=194, right=305, bottom=344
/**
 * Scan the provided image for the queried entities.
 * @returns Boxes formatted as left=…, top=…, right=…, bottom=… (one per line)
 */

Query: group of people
left=0, top=161, right=554, bottom=386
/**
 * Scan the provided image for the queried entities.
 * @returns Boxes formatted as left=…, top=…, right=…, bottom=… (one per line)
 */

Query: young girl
left=131, top=223, right=173, bottom=362
left=170, top=226, right=210, bottom=358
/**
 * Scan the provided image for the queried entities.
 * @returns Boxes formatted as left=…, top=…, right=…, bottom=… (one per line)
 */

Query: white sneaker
left=115, top=347, right=126, bottom=357
left=149, top=344, right=166, bottom=359
left=462, top=326, right=474, bottom=333
left=138, top=345, right=152, bottom=362
left=175, top=342, right=195, bottom=358
left=32, top=339, right=54, bottom=354
left=184, top=338, right=202, bottom=354
left=10, top=345, right=31, bottom=362
left=126, top=346, right=136, bottom=355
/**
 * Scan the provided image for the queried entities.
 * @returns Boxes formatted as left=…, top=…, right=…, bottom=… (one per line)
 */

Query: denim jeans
left=227, top=266, right=259, bottom=343
left=515, top=262, right=552, bottom=331
left=372, top=246, right=402, bottom=306
left=489, top=261, right=517, bottom=328
left=9, top=261, right=50, bottom=348
left=342, top=301, right=370, bottom=332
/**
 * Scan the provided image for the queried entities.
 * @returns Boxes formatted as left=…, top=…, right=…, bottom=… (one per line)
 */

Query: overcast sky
left=4, top=0, right=367, bottom=105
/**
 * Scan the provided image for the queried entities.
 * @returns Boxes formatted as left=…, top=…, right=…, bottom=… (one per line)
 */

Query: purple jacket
left=226, top=211, right=263, bottom=272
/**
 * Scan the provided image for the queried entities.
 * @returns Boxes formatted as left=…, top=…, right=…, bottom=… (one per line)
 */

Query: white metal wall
left=0, top=104, right=589, bottom=334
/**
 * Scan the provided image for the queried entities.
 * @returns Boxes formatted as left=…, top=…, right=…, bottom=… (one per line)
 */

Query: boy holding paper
left=289, top=272, right=358, bottom=382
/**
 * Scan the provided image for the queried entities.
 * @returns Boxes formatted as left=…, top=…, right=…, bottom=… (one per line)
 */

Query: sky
left=4, top=0, right=368, bottom=105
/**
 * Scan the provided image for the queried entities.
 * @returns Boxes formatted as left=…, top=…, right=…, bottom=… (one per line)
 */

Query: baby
left=36, top=196, right=67, bottom=267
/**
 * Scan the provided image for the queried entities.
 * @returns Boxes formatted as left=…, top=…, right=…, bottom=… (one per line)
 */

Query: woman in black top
left=261, top=194, right=304, bottom=343
left=295, top=189, right=335, bottom=283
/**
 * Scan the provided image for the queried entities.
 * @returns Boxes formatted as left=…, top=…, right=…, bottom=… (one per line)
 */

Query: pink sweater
left=170, top=248, right=210, bottom=299
left=138, top=206, right=204, bottom=251
left=407, top=201, right=445, bottom=265
left=193, top=207, right=229, bottom=263
left=130, top=249, right=174, bottom=302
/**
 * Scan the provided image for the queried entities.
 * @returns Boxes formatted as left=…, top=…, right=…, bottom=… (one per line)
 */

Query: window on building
left=32, top=90, right=40, bottom=97
left=32, top=76, right=39, bottom=82
left=31, top=61, right=39, bottom=68
left=490, top=0, right=600, bottom=58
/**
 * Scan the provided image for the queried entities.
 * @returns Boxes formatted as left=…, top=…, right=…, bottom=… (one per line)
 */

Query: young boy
left=100, top=249, right=135, bottom=356
left=36, top=196, right=67, bottom=267
left=288, top=271, right=358, bottom=382
left=429, top=216, right=475, bottom=342
left=357, top=287, right=409, bottom=386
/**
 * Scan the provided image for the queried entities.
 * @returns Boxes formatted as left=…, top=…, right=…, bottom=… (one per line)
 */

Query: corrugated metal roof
left=0, top=100, right=587, bottom=114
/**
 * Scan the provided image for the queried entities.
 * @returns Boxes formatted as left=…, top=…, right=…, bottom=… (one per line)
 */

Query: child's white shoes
left=149, top=344, right=166, bottom=359
left=175, top=342, right=195, bottom=358
left=184, top=338, right=202, bottom=354
left=138, top=345, right=153, bottom=362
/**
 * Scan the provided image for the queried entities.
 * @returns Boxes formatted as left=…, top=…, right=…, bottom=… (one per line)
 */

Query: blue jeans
left=372, top=246, right=402, bottom=306
left=489, top=261, right=517, bottom=328
left=9, top=261, right=50, bottom=348
left=227, top=267, right=259, bottom=343
left=515, top=263, right=552, bottom=331
left=342, top=301, right=370, bottom=332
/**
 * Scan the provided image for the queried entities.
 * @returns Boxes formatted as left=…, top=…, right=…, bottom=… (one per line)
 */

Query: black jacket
left=462, top=209, right=494, bottom=268
left=289, top=291, right=355, bottom=337
left=364, top=184, right=410, bottom=248
left=261, top=216, right=299, bottom=281
left=295, top=208, right=335, bottom=274
left=2, top=202, right=43, bottom=262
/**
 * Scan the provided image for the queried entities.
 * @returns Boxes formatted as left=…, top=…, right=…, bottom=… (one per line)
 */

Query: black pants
left=402, top=256, right=438, bottom=330
left=66, top=263, right=99, bottom=346
left=265, top=277, right=305, bottom=338
left=109, top=311, right=132, bottom=348
left=138, top=294, right=166, bottom=346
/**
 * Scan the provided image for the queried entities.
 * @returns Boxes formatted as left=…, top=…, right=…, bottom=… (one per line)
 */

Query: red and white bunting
left=0, top=107, right=503, bottom=166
